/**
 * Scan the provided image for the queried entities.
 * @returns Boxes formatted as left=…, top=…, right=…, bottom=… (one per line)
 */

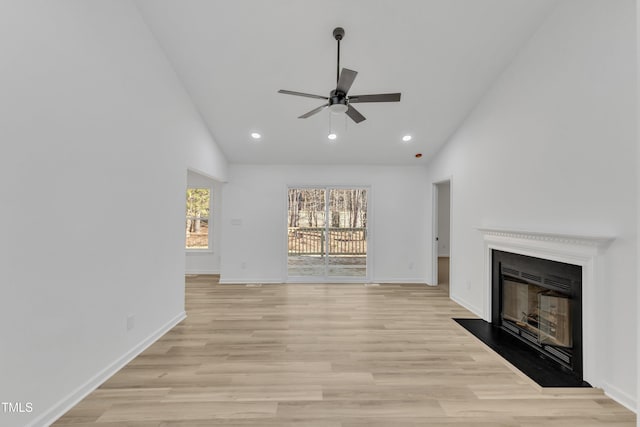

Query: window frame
left=185, top=187, right=213, bottom=252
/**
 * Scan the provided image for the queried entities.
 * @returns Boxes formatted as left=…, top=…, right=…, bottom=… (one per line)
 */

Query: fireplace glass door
left=538, top=291, right=572, bottom=347
left=502, top=279, right=572, bottom=348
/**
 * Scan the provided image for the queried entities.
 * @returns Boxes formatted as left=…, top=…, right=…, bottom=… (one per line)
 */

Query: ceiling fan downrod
left=333, top=27, right=345, bottom=86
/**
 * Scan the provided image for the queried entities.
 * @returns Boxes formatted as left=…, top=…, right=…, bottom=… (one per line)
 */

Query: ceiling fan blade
left=278, top=89, right=328, bottom=100
left=348, top=93, right=401, bottom=103
left=345, top=105, right=366, bottom=123
left=336, top=68, right=358, bottom=94
left=298, top=103, right=329, bottom=119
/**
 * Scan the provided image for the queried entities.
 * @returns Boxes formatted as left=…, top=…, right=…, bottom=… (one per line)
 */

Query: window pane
left=186, top=188, right=210, bottom=249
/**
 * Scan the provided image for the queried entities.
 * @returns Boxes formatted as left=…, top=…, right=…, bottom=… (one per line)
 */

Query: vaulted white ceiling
left=135, top=0, right=558, bottom=165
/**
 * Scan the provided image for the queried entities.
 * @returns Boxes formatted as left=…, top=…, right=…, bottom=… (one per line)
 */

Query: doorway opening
left=287, top=187, right=369, bottom=281
left=433, top=180, right=451, bottom=291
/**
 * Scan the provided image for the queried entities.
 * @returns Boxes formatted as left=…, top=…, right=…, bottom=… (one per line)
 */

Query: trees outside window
left=186, top=188, right=210, bottom=249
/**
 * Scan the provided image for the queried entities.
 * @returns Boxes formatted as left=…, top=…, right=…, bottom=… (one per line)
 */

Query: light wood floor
left=438, top=256, right=450, bottom=288
left=55, top=275, right=635, bottom=426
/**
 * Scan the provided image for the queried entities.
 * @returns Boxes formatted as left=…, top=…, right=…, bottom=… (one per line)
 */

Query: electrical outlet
left=241, top=262, right=247, bottom=270
left=466, top=280, right=471, bottom=290
left=408, top=261, right=414, bottom=270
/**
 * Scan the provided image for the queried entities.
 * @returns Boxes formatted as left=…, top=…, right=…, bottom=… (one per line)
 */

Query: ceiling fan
left=278, top=27, right=401, bottom=124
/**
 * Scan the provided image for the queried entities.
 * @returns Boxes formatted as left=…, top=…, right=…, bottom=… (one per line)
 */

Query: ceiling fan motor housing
left=329, top=89, right=347, bottom=105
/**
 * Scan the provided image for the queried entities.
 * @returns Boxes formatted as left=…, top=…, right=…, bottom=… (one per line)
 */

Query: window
left=185, top=188, right=210, bottom=249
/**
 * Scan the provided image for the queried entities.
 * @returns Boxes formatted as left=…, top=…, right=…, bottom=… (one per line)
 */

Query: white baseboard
left=372, top=278, right=428, bottom=284
left=185, top=269, right=220, bottom=275
left=218, top=279, right=283, bottom=284
left=603, top=382, right=637, bottom=414
left=218, top=278, right=430, bottom=285
left=450, top=293, right=483, bottom=317
left=30, top=311, right=186, bottom=427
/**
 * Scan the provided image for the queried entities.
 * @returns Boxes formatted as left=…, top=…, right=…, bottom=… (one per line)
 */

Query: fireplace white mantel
left=478, top=227, right=615, bottom=390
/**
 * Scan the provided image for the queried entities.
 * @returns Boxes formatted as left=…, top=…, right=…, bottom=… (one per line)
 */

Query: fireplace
left=477, top=228, right=613, bottom=389
left=492, top=250, right=583, bottom=379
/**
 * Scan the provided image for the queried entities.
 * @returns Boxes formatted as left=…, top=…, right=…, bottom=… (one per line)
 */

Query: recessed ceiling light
left=251, top=132, right=261, bottom=139
left=402, top=135, right=412, bottom=142
left=327, top=133, right=337, bottom=140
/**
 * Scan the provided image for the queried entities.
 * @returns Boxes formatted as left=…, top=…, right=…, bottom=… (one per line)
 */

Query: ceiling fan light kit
left=329, top=102, right=348, bottom=114
left=278, top=27, right=401, bottom=124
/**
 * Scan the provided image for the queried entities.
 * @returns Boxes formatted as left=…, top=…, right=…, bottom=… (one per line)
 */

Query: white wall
left=186, top=171, right=222, bottom=274
left=220, top=165, right=429, bottom=284
left=186, top=136, right=228, bottom=184
left=637, top=0, right=640, bottom=422
left=0, top=2, right=227, bottom=426
left=437, top=182, right=451, bottom=257
left=425, top=0, right=637, bottom=409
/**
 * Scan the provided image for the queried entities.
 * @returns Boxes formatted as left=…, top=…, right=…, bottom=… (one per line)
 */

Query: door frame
left=284, top=185, right=372, bottom=283
left=432, top=178, right=452, bottom=288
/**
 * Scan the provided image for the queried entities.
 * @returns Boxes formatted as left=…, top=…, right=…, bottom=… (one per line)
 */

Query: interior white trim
left=185, top=269, right=220, bottom=275
left=450, top=294, right=483, bottom=317
left=477, top=227, right=614, bottom=248
left=218, top=279, right=283, bottom=285
left=33, top=311, right=186, bottom=427
left=603, top=381, right=638, bottom=413
left=285, top=277, right=369, bottom=284
left=431, top=183, right=439, bottom=286
left=367, top=278, right=429, bottom=284
left=478, top=227, right=614, bottom=392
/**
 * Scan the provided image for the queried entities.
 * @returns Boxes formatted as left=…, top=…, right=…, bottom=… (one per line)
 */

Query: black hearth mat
left=454, top=318, right=590, bottom=388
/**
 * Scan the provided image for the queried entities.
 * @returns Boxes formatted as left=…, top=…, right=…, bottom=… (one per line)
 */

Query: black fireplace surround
left=492, top=250, right=583, bottom=381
